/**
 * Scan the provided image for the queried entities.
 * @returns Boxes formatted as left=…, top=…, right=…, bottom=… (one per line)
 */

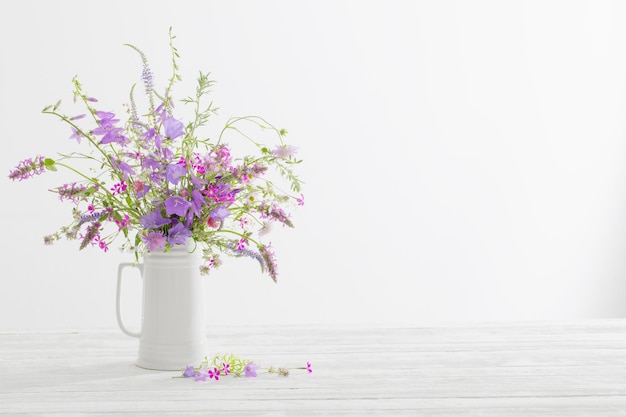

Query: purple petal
left=163, top=117, right=184, bottom=139
left=139, top=209, right=172, bottom=229
left=168, top=222, right=192, bottom=245
left=190, top=189, right=205, bottom=216
left=95, top=111, right=116, bottom=120
left=110, top=156, right=136, bottom=179
left=164, top=196, right=191, bottom=217
left=210, top=206, right=230, bottom=221
left=142, top=157, right=162, bottom=171
left=165, top=163, right=187, bottom=185
left=183, top=365, right=196, bottom=378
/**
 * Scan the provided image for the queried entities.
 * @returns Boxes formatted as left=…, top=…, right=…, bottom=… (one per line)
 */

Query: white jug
left=116, top=239, right=208, bottom=370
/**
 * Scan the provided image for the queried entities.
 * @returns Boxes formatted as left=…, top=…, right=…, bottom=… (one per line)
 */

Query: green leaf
left=44, top=158, right=57, bottom=171
left=82, top=186, right=97, bottom=197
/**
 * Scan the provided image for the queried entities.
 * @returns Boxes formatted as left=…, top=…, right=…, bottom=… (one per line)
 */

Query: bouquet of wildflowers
left=8, top=30, right=303, bottom=282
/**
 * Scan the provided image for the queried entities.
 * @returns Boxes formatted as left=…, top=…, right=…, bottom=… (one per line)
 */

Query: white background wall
left=2, top=0, right=626, bottom=331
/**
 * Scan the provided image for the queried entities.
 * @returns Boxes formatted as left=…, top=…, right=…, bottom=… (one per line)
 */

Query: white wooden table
left=2, top=320, right=626, bottom=416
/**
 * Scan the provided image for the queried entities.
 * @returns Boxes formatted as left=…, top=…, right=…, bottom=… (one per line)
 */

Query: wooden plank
left=1, top=320, right=626, bottom=416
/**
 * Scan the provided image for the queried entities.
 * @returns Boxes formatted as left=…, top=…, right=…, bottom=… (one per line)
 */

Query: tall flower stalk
left=9, top=29, right=303, bottom=282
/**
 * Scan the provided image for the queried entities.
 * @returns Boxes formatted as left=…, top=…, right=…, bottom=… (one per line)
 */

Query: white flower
left=258, top=222, right=273, bottom=237
left=271, top=145, right=298, bottom=159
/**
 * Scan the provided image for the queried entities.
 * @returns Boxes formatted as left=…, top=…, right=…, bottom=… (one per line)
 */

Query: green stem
left=218, top=228, right=260, bottom=248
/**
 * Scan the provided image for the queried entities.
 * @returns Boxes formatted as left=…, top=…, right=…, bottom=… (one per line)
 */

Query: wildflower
left=207, top=217, right=220, bottom=228
left=194, top=367, right=209, bottom=382
left=215, top=145, right=231, bottom=165
left=237, top=238, right=247, bottom=251
left=63, top=227, right=78, bottom=239
left=259, top=202, right=293, bottom=227
left=180, top=353, right=311, bottom=382
left=110, top=181, right=127, bottom=195
left=199, top=258, right=219, bottom=275
left=163, top=116, right=184, bottom=139
left=142, top=231, right=166, bottom=251
left=271, top=144, right=298, bottom=159
left=94, top=111, right=128, bottom=145
left=258, top=222, right=272, bottom=237
left=297, top=194, right=305, bottom=206
left=54, top=183, right=87, bottom=203
left=142, top=63, right=154, bottom=94
left=69, top=127, right=83, bottom=143
left=189, top=189, right=205, bottom=218
left=79, top=222, right=101, bottom=250
left=95, top=110, right=118, bottom=123
left=205, top=183, right=236, bottom=205
left=183, top=365, right=196, bottom=378
left=167, top=222, right=192, bottom=245
left=78, top=210, right=107, bottom=227
left=133, top=180, right=150, bottom=198
left=8, top=155, right=46, bottom=181
left=165, top=162, right=187, bottom=185
left=164, top=195, right=191, bottom=217
left=140, top=209, right=172, bottom=229
left=110, top=156, right=136, bottom=179
left=115, top=214, right=131, bottom=231
left=221, top=363, right=230, bottom=375
left=259, top=243, right=278, bottom=283
left=209, top=206, right=230, bottom=222
left=98, top=239, right=109, bottom=252
left=244, top=362, right=260, bottom=377
left=208, top=367, right=221, bottom=381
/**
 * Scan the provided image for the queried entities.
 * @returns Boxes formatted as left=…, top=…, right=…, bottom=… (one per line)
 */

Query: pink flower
left=98, top=240, right=109, bottom=253
left=8, top=155, right=46, bottom=181
left=110, top=180, right=127, bottom=195
left=115, top=214, right=131, bottom=231
left=221, top=363, right=230, bottom=375
left=208, top=367, right=221, bottom=380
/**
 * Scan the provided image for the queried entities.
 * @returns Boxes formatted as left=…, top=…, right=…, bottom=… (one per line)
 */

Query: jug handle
left=116, top=262, right=143, bottom=338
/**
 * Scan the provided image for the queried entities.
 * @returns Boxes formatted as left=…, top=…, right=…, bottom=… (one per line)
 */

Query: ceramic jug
left=116, top=239, right=208, bottom=370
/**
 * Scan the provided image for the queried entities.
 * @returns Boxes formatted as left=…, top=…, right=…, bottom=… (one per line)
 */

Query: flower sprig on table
left=8, top=29, right=303, bottom=282
left=178, top=353, right=312, bottom=381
